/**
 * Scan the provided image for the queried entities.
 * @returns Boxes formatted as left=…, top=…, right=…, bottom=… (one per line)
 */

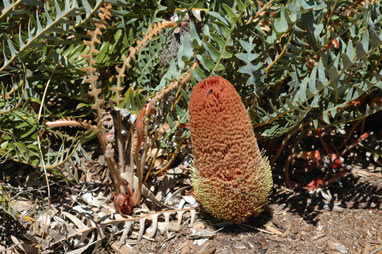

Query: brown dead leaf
left=264, top=223, right=283, bottom=236
left=195, top=240, right=216, bottom=254
left=111, top=242, right=137, bottom=254
left=180, top=241, right=195, bottom=254
left=354, top=169, right=382, bottom=178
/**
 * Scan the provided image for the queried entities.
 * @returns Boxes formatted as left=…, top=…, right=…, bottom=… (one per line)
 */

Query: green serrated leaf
left=329, top=66, right=339, bottom=80
left=36, top=10, right=43, bottom=33
left=177, top=43, right=185, bottom=69
left=239, top=38, right=255, bottom=52
left=3, top=0, right=11, bottom=9
left=167, top=115, right=175, bottom=129
left=311, top=95, right=320, bottom=108
left=294, top=36, right=309, bottom=47
left=313, top=23, right=323, bottom=38
left=369, top=28, right=382, bottom=48
left=322, top=111, right=330, bottom=124
left=192, top=66, right=206, bottom=81
left=21, top=125, right=37, bottom=139
left=286, top=7, right=297, bottom=24
left=44, top=5, right=53, bottom=25
left=274, top=7, right=288, bottom=35
left=14, top=142, right=28, bottom=154
left=55, top=0, right=63, bottom=17
left=81, top=0, right=92, bottom=15
left=235, top=52, right=258, bottom=63
left=221, top=51, right=232, bottom=59
left=2, top=49, right=9, bottom=66
left=318, top=59, right=326, bottom=84
left=205, top=42, right=220, bottom=62
left=210, top=34, right=226, bottom=49
left=197, top=55, right=215, bottom=72
left=215, top=63, right=225, bottom=72
left=76, top=103, right=89, bottom=109
left=209, top=11, right=229, bottom=25
left=309, top=65, right=318, bottom=93
left=312, top=119, right=318, bottom=129
left=190, top=22, right=201, bottom=46
left=6, top=38, right=16, bottom=57
left=361, top=30, right=369, bottom=52
left=18, top=27, right=26, bottom=48
left=96, top=41, right=109, bottom=63
left=183, top=34, right=193, bottom=59
left=297, top=79, right=307, bottom=101
left=214, top=20, right=231, bottom=39
left=355, top=41, right=367, bottom=59
left=341, top=53, right=352, bottom=68
left=237, top=0, right=245, bottom=11
left=330, top=108, right=337, bottom=118
left=175, top=105, right=184, bottom=119
left=180, top=88, right=189, bottom=102
left=222, top=4, right=237, bottom=24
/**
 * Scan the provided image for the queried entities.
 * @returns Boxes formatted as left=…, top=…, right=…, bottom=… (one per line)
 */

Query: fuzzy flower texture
left=189, top=76, right=272, bottom=222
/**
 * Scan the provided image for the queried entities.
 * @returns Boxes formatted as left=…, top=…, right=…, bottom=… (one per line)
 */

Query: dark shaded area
left=270, top=161, right=382, bottom=226
left=0, top=212, right=26, bottom=247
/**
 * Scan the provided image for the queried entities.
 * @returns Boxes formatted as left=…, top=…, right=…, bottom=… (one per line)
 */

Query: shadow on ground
left=271, top=165, right=382, bottom=225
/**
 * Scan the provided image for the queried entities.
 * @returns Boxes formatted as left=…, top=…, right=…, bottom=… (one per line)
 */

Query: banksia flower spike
left=189, top=76, right=272, bottom=222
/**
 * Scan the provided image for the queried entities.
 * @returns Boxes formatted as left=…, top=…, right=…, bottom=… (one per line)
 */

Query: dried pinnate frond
left=82, top=3, right=113, bottom=114
left=124, top=20, right=178, bottom=68
left=133, top=62, right=196, bottom=157
left=45, top=118, right=94, bottom=129
left=99, top=3, right=112, bottom=21
left=114, top=20, right=178, bottom=87
left=112, top=20, right=178, bottom=107
left=126, top=63, right=196, bottom=211
left=189, top=76, right=272, bottom=222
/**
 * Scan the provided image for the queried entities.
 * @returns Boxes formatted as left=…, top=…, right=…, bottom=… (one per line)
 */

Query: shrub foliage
left=1, top=0, right=382, bottom=176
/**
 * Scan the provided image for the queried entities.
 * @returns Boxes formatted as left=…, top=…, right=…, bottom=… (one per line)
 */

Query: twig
left=270, top=122, right=307, bottom=167
left=339, top=119, right=362, bottom=149
left=339, top=132, right=369, bottom=157
left=36, top=64, right=57, bottom=248
left=265, top=32, right=293, bottom=74
left=245, top=0, right=275, bottom=25
left=283, top=131, right=305, bottom=186
left=239, top=223, right=283, bottom=236
left=154, top=137, right=185, bottom=176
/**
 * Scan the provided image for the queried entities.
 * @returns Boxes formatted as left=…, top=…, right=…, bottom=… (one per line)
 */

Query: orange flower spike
left=189, top=76, right=273, bottom=222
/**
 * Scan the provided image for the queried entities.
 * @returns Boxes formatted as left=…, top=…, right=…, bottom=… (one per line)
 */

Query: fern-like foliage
left=0, top=0, right=381, bottom=172
left=0, top=0, right=106, bottom=169
left=252, top=2, right=382, bottom=137
left=0, top=0, right=381, bottom=178
left=181, top=1, right=382, bottom=138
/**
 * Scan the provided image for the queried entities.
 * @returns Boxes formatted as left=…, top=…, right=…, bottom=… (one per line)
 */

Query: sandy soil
left=132, top=163, right=382, bottom=254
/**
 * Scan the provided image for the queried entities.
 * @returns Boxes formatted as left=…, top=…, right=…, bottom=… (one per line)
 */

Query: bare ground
left=1, top=156, right=382, bottom=254
left=131, top=162, right=382, bottom=254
